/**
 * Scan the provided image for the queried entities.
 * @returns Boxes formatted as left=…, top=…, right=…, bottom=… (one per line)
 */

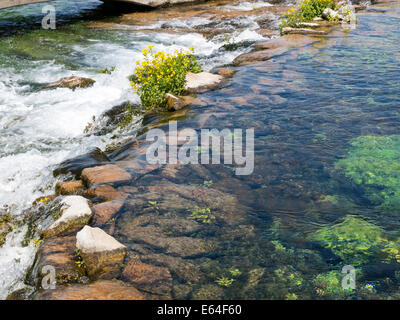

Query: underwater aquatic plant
left=336, top=135, right=400, bottom=209
left=215, top=276, right=235, bottom=287
left=188, top=206, right=215, bottom=224
left=229, top=267, right=242, bottom=277
left=310, top=215, right=400, bottom=266
left=313, top=270, right=353, bottom=299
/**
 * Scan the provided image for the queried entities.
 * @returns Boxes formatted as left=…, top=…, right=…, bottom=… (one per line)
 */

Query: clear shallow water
left=0, top=0, right=276, bottom=298
left=101, top=3, right=400, bottom=299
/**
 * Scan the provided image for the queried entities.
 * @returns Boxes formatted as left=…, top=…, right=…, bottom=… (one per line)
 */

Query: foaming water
left=222, top=1, right=273, bottom=11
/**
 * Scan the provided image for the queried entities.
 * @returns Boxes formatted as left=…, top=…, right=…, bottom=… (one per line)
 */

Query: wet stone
left=92, top=200, right=124, bottom=226
left=30, top=236, right=85, bottom=286
left=76, top=226, right=127, bottom=280
left=192, top=284, right=224, bottom=300
left=122, top=256, right=172, bottom=298
left=81, top=164, right=132, bottom=187
left=55, top=180, right=84, bottom=196
left=83, top=185, right=129, bottom=202
left=184, top=72, right=224, bottom=93
left=42, top=76, right=95, bottom=91
left=117, top=224, right=213, bottom=258
left=40, top=196, right=93, bottom=239
left=53, top=147, right=110, bottom=178
left=140, top=253, right=202, bottom=284
left=34, top=280, right=145, bottom=300
left=165, top=93, right=186, bottom=111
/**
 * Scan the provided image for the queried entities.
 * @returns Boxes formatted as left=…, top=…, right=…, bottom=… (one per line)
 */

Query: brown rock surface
left=35, top=280, right=145, bottom=300
left=165, top=93, right=186, bottom=111
left=122, top=256, right=172, bottom=297
left=55, top=180, right=84, bottom=195
left=32, top=236, right=84, bottom=286
left=92, top=200, right=124, bottom=226
left=81, top=164, right=131, bottom=187
left=84, top=185, right=129, bottom=202
left=43, top=76, right=95, bottom=90
left=76, top=226, right=127, bottom=280
left=234, top=34, right=319, bottom=66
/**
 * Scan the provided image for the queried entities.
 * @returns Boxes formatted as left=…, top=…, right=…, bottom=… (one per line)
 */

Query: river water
left=1, top=0, right=400, bottom=299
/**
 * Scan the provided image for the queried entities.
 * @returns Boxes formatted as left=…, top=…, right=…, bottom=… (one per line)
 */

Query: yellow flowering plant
left=131, top=45, right=202, bottom=110
left=279, top=0, right=336, bottom=32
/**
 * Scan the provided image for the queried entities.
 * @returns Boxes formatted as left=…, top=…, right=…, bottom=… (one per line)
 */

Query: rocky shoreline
left=4, top=0, right=396, bottom=300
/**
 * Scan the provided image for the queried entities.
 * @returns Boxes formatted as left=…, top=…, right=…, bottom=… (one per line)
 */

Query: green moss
left=313, top=270, right=353, bottom=299
left=0, top=214, right=13, bottom=247
left=310, top=215, right=400, bottom=266
left=336, top=135, right=400, bottom=209
left=274, top=267, right=304, bottom=288
left=99, top=66, right=115, bottom=74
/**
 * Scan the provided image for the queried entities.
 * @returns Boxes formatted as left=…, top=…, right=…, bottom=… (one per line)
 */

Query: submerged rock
left=34, top=280, right=145, bottom=300
left=76, top=226, right=126, bottom=279
left=233, top=47, right=288, bottom=65
left=184, top=72, right=224, bottom=93
left=122, top=256, right=172, bottom=298
left=234, top=34, right=317, bottom=66
left=40, top=196, right=92, bottom=239
left=43, top=76, right=95, bottom=91
left=92, top=200, right=124, bottom=226
left=81, top=164, right=131, bottom=187
left=141, top=253, right=202, bottom=284
left=215, top=67, right=236, bottom=77
left=192, top=284, right=224, bottom=300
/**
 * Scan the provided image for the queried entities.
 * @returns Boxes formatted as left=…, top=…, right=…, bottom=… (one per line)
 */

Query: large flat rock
left=31, top=236, right=85, bottom=286
left=34, top=280, right=145, bottom=300
left=184, top=72, right=224, bottom=93
left=81, top=164, right=131, bottom=187
left=122, top=256, right=172, bottom=298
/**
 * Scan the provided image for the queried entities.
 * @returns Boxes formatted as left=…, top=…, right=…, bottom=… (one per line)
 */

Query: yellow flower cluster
left=131, top=45, right=202, bottom=109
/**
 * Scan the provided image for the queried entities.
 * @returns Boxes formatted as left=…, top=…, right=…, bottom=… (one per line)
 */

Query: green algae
left=312, top=270, right=353, bottom=299
left=0, top=214, right=13, bottom=247
left=0, top=23, right=126, bottom=69
left=335, top=135, right=400, bottom=209
left=310, top=215, right=400, bottom=266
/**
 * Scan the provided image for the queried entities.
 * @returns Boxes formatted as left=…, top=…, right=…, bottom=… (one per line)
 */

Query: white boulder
left=76, top=226, right=126, bottom=279
left=41, top=196, right=92, bottom=239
